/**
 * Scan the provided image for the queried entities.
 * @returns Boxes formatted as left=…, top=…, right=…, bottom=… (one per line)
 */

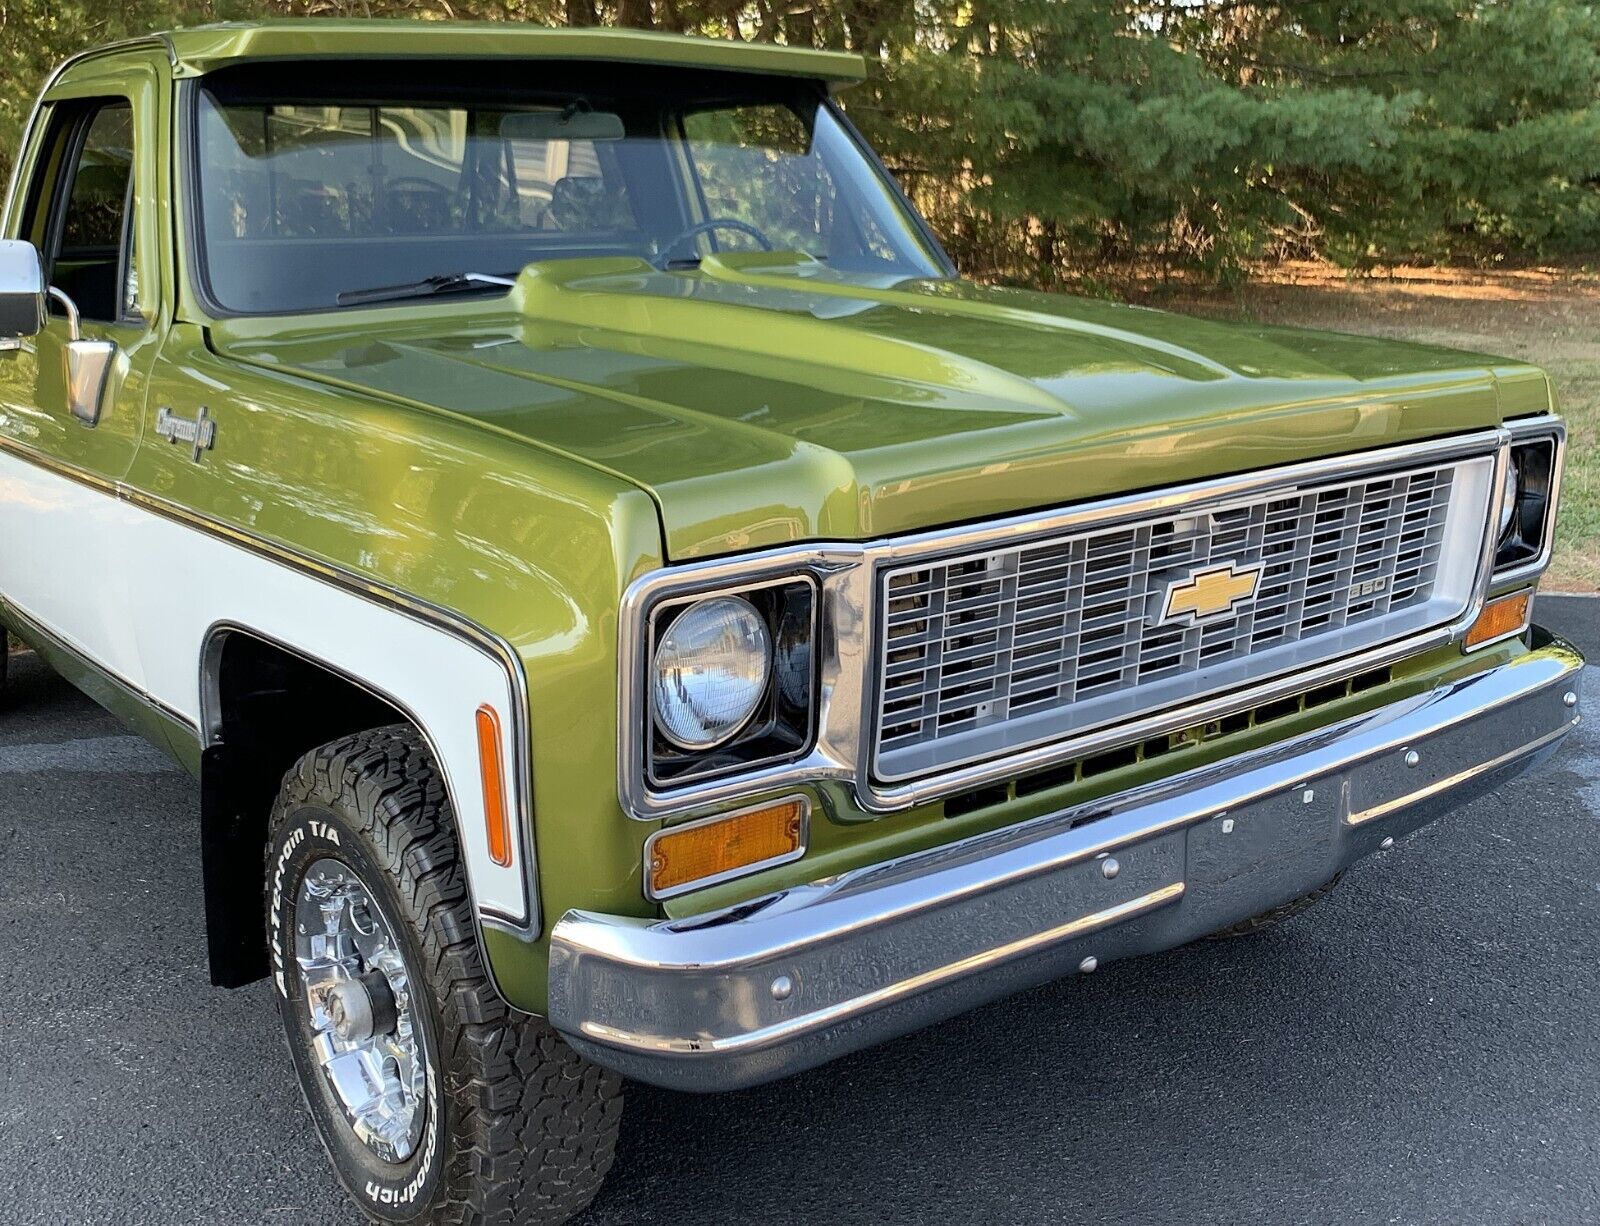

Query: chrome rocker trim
left=555, top=632, right=1582, bottom=1092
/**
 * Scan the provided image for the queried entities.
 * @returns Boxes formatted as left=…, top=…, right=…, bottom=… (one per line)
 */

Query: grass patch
left=1146, top=263, right=1600, bottom=591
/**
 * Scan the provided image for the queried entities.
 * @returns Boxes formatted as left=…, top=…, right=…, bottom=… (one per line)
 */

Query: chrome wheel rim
left=293, top=856, right=429, bottom=1163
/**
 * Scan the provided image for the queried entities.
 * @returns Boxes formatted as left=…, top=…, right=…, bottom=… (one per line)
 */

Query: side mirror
left=0, top=239, right=47, bottom=341
left=49, top=285, right=116, bottom=427
left=0, top=238, right=115, bottom=425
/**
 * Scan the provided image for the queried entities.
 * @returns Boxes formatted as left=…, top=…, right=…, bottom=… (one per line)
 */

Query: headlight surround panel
left=1493, top=417, right=1565, bottom=586
left=645, top=577, right=820, bottom=789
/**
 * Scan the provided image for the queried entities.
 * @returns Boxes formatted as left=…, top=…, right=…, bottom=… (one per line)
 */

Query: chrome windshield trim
left=619, top=427, right=1511, bottom=820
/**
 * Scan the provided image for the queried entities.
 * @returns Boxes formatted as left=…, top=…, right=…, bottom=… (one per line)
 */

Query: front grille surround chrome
left=619, top=427, right=1517, bottom=821
left=873, top=457, right=1487, bottom=783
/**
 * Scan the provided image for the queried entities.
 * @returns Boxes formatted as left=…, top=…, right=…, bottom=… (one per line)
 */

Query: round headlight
left=1499, top=458, right=1520, bottom=540
left=652, top=596, right=771, bottom=750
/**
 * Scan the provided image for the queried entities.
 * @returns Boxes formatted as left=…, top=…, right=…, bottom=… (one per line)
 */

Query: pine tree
left=3, top=0, right=1598, bottom=280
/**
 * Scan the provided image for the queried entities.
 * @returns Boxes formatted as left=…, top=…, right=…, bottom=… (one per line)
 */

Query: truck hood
left=210, top=255, right=1545, bottom=560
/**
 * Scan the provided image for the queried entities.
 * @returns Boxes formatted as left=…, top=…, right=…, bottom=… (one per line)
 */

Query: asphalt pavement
left=3, top=597, right=1600, bottom=1225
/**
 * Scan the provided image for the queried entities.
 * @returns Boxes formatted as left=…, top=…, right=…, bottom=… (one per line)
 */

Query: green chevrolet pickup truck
left=0, top=18, right=1581, bottom=1224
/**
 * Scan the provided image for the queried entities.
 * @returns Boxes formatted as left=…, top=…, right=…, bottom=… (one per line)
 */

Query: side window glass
left=49, top=102, right=136, bottom=322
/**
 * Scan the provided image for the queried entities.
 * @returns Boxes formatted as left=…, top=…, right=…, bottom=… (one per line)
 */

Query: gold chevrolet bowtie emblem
left=1162, top=563, right=1261, bottom=623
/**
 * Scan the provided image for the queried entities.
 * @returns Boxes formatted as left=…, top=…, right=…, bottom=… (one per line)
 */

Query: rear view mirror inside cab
left=501, top=106, right=624, bottom=142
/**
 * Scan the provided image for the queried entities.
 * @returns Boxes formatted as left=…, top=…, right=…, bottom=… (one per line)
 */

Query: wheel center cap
left=326, top=970, right=398, bottom=1043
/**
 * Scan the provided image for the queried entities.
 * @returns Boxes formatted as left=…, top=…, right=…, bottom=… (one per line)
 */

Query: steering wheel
left=656, top=218, right=774, bottom=267
left=383, top=176, right=455, bottom=231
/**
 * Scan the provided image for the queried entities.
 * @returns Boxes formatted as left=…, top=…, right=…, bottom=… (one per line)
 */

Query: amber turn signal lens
left=647, top=797, right=807, bottom=899
left=1466, top=591, right=1532, bottom=650
left=476, top=704, right=513, bottom=867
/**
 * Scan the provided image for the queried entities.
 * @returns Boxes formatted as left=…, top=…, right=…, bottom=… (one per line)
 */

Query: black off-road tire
left=264, top=724, right=622, bottom=1225
left=1204, top=872, right=1345, bottom=940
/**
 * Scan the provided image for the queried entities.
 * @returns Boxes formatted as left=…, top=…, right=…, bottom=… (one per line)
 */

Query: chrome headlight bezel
left=1492, top=416, right=1565, bottom=587
left=641, top=575, right=821, bottom=791
left=1497, top=457, right=1520, bottom=538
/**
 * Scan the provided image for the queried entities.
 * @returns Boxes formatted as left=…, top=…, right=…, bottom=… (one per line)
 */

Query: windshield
left=192, top=64, right=946, bottom=314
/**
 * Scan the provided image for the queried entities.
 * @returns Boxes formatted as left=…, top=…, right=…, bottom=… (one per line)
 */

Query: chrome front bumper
left=550, top=635, right=1583, bottom=1092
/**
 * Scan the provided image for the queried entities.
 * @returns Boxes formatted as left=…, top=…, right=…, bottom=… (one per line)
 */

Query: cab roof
left=137, top=20, right=867, bottom=83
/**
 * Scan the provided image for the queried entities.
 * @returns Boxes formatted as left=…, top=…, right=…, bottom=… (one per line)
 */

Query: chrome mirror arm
left=47, top=285, right=82, bottom=342
left=47, top=284, right=115, bottom=427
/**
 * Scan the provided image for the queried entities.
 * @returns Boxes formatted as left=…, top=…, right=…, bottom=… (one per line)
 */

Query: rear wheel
left=1204, top=872, right=1344, bottom=940
left=265, top=725, right=622, bottom=1224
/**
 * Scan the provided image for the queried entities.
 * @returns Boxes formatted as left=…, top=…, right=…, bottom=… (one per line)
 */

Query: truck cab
left=0, top=21, right=1580, bottom=1225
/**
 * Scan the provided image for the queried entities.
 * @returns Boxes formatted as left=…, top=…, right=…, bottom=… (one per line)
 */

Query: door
left=0, top=52, right=170, bottom=692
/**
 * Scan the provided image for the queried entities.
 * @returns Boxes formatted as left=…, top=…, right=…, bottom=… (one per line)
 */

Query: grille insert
left=875, top=457, right=1488, bottom=782
left=938, top=665, right=1396, bottom=822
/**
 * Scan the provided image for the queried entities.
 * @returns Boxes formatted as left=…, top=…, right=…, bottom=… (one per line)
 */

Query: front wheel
left=265, top=725, right=622, bottom=1224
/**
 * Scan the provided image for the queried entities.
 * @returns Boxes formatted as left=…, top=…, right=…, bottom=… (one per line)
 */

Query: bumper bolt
left=770, top=975, right=794, bottom=1002
left=1100, top=856, right=1121, bottom=880
left=1404, top=750, right=1421, bottom=768
left=1564, top=691, right=1579, bottom=708
left=1078, top=956, right=1098, bottom=974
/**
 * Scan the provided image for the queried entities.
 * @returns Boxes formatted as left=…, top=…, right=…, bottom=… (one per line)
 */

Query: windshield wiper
left=336, top=272, right=516, bottom=307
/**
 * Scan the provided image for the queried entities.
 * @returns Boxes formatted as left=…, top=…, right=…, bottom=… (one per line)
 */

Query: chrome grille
left=874, top=457, right=1488, bottom=782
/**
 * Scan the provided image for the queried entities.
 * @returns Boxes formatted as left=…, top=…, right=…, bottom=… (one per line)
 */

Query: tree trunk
left=617, top=0, right=654, bottom=28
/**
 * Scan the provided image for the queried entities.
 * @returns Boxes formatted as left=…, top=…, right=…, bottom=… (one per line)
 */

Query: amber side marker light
left=646, top=797, right=809, bottom=901
left=476, top=704, right=513, bottom=867
left=1466, top=590, right=1533, bottom=651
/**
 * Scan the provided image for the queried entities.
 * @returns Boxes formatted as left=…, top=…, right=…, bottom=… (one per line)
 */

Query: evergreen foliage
left=3, top=0, right=1598, bottom=281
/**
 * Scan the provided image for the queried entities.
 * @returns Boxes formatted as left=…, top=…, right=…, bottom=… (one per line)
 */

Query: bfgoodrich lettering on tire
left=265, top=724, right=622, bottom=1224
